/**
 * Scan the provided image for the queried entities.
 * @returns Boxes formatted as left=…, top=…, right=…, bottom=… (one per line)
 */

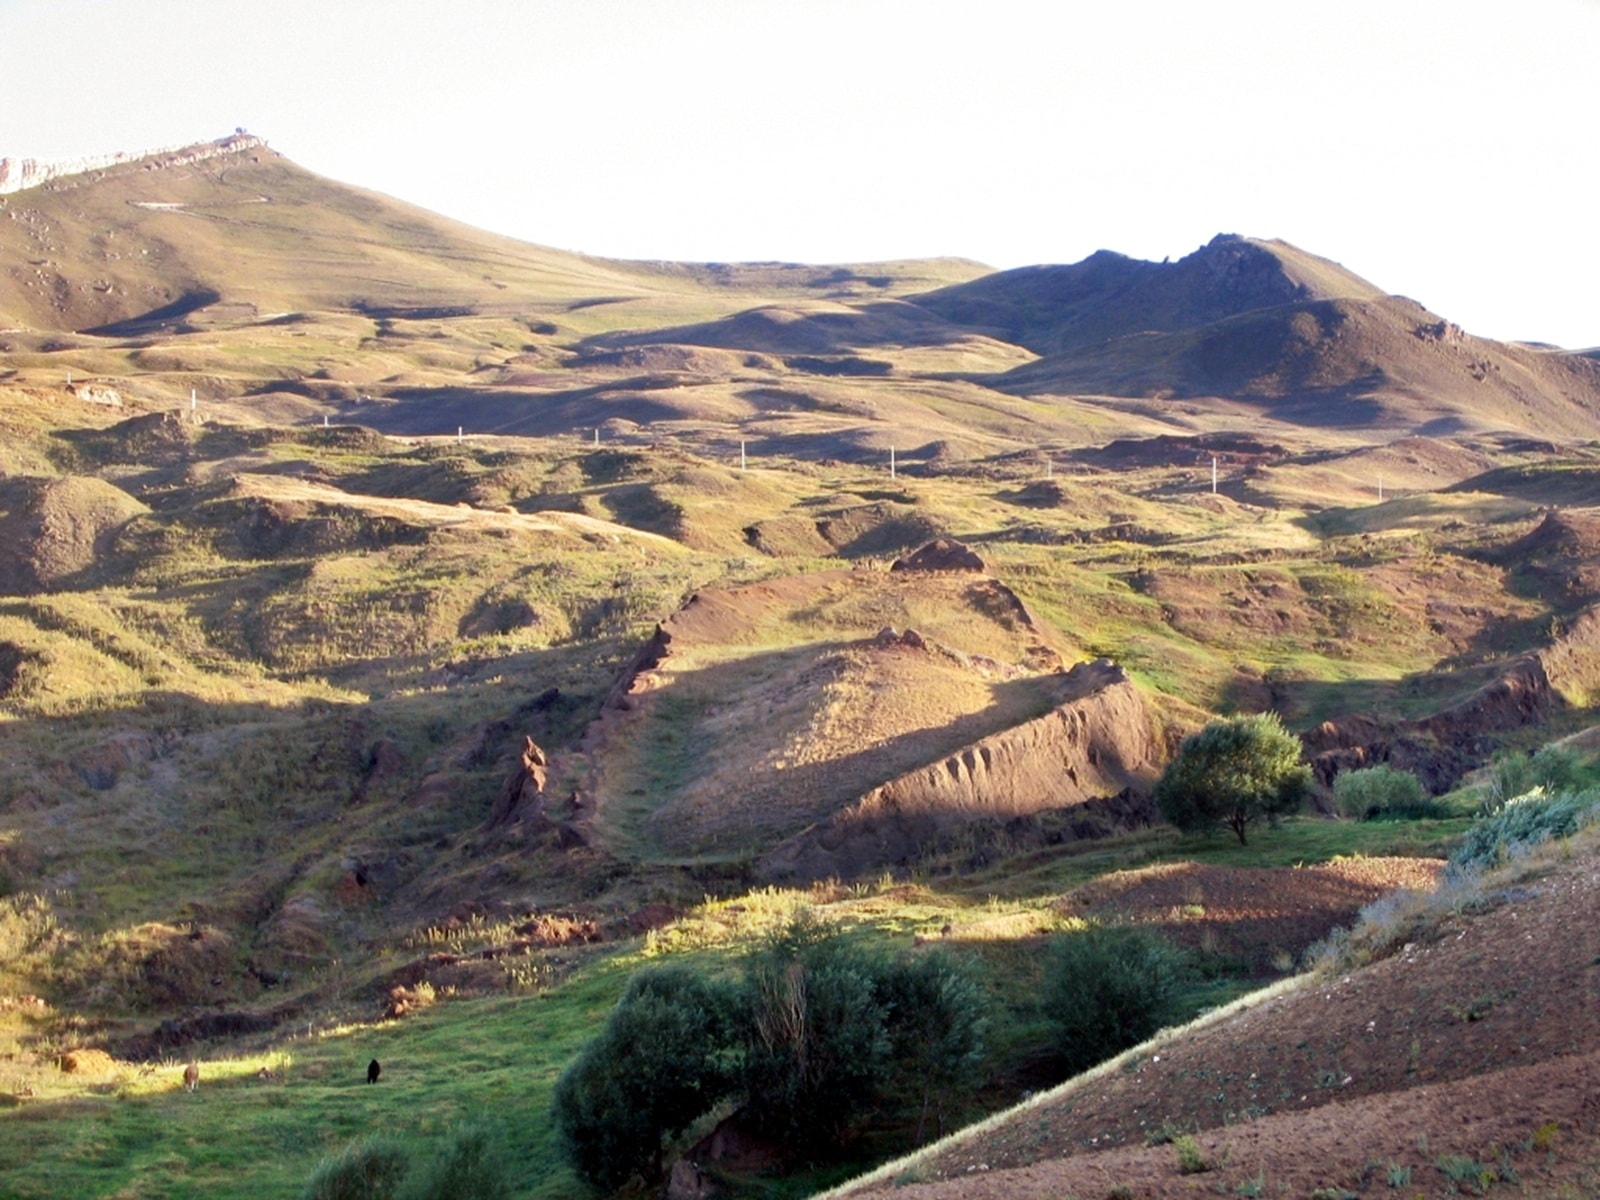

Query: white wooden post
left=890, top=446, right=896, bottom=480
left=1212, top=456, right=1218, bottom=494
left=740, top=439, right=747, bottom=471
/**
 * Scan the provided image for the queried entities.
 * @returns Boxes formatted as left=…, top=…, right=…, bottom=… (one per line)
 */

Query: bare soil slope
left=580, top=563, right=1086, bottom=862
left=840, top=843, right=1600, bottom=1200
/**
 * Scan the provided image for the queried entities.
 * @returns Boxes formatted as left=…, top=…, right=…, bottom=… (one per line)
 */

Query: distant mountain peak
left=0, top=130, right=268, bottom=196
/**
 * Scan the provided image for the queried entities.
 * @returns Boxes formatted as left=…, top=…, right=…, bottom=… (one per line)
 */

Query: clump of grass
left=1435, top=1153, right=1497, bottom=1195
left=1173, top=1133, right=1212, bottom=1174
left=305, top=1136, right=411, bottom=1200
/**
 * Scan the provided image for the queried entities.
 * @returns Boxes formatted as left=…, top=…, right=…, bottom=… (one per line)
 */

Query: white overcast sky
left=1, top=0, right=1596, bottom=347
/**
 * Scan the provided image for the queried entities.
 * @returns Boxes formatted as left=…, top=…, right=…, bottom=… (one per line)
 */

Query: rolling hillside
left=4, top=133, right=1600, bottom=1198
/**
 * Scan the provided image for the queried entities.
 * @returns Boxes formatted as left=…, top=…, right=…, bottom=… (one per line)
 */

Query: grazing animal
left=367, top=1058, right=381, bottom=1084
left=182, top=1063, right=199, bottom=1093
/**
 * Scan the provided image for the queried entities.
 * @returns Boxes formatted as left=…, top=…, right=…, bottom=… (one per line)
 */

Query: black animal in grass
left=367, top=1058, right=381, bottom=1084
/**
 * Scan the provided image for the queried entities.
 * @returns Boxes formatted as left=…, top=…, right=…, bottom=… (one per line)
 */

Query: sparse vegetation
left=4, top=138, right=1600, bottom=1200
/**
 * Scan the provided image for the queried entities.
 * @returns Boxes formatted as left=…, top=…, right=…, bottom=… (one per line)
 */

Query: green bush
left=1154, top=713, right=1312, bottom=845
left=552, top=962, right=738, bottom=1191
left=398, top=1125, right=510, bottom=1200
left=739, top=918, right=890, bottom=1147
left=305, top=1137, right=411, bottom=1200
left=1488, top=744, right=1589, bottom=809
left=1041, top=925, right=1195, bottom=1075
left=872, top=949, right=988, bottom=1141
left=553, top=914, right=992, bottom=1176
left=1450, top=787, right=1600, bottom=873
left=1333, top=765, right=1440, bottom=820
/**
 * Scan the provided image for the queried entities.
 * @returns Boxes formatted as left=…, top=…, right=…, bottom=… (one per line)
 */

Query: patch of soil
left=845, top=845, right=1600, bottom=1200
left=1061, top=857, right=1445, bottom=974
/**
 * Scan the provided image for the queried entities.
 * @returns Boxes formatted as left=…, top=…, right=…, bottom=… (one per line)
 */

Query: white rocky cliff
left=0, top=131, right=268, bottom=195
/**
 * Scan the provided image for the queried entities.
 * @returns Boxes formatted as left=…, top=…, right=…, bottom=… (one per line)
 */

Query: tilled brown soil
left=842, top=848, right=1600, bottom=1199
left=1062, top=857, right=1446, bottom=974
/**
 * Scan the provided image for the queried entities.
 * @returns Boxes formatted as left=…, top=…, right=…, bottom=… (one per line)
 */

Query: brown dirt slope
left=0, top=474, right=148, bottom=592
left=758, top=658, right=1159, bottom=882
left=579, top=562, right=1086, bottom=862
left=836, top=842, right=1600, bottom=1200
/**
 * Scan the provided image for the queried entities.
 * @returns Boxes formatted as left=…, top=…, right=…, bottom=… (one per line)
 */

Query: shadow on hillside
left=574, top=299, right=974, bottom=358
left=600, top=644, right=1079, bottom=861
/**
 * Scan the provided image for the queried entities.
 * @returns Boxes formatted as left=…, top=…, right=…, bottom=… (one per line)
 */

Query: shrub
left=552, top=963, right=738, bottom=1191
left=1154, top=713, right=1312, bottom=845
left=305, top=1137, right=411, bottom=1200
left=1486, top=743, right=1588, bottom=810
left=398, top=1125, right=510, bottom=1200
left=1449, top=787, right=1600, bottom=873
left=1041, top=925, right=1195, bottom=1075
left=873, top=949, right=989, bottom=1141
left=1333, top=765, right=1438, bottom=820
left=739, top=917, right=890, bottom=1147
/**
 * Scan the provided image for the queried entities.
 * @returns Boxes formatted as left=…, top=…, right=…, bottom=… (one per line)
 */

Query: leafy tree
left=552, top=963, right=737, bottom=1191
left=1041, top=924, right=1195, bottom=1075
left=738, top=915, right=890, bottom=1148
left=873, top=949, right=988, bottom=1142
left=1333, top=764, right=1433, bottom=820
left=1154, top=713, right=1312, bottom=844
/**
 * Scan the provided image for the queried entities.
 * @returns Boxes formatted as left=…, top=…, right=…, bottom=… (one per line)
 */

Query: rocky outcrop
left=485, top=736, right=550, bottom=827
left=1304, top=608, right=1600, bottom=791
left=758, top=658, right=1159, bottom=882
left=0, top=132, right=267, bottom=195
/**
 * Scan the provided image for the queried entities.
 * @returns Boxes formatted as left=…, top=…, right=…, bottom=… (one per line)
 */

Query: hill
left=835, top=831, right=1600, bottom=1200
left=5, top=135, right=1600, bottom=1199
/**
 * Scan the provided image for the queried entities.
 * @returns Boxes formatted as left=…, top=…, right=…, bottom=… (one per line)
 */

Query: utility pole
left=890, top=446, right=896, bottom=480
left=1212, top=456, right=1218, bottom=495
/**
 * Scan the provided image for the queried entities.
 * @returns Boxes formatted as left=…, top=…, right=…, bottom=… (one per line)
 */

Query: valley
left=2, top=135, right=1600, bottom=1198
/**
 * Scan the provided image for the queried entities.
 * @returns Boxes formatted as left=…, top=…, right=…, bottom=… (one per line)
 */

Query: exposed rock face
left=1304, top=608, right=1600, bottom=791
left=892, top=537, right=987, bottom=573
left=0, top=131, right=267, bottom=195
left=485, top=736, right=550, bottom=827
left=758, top=658, right=1158, bottom=882
left=66, top=383, right=122, bottom=408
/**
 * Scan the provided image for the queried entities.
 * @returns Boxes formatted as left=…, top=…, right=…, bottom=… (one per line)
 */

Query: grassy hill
left=4, top=138, right=1600, bottom=1198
